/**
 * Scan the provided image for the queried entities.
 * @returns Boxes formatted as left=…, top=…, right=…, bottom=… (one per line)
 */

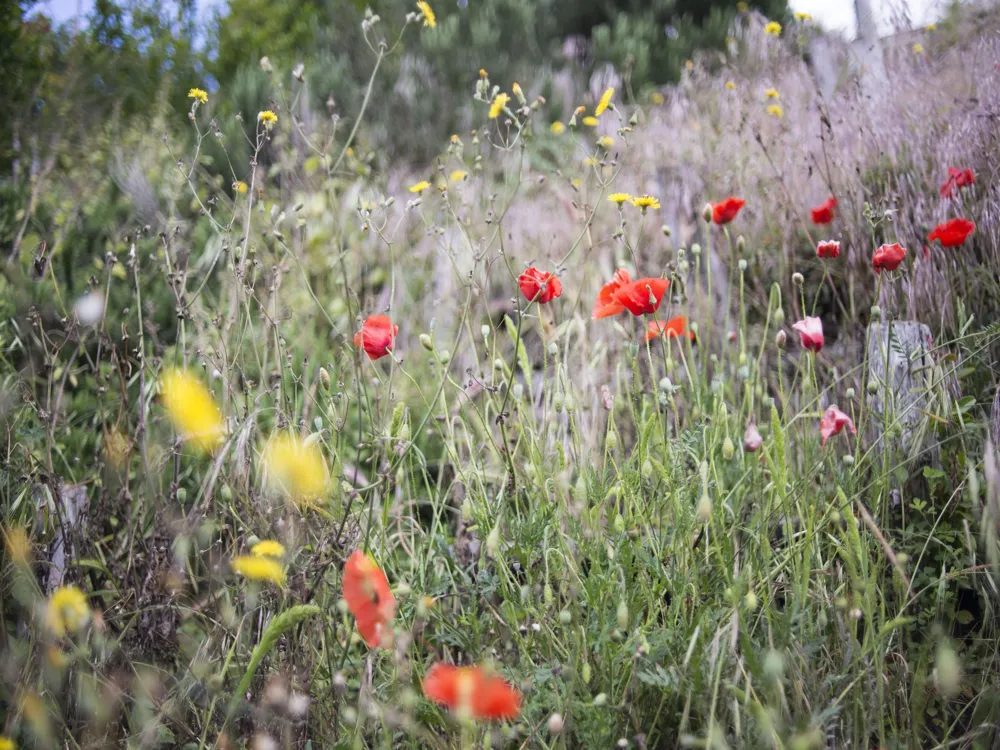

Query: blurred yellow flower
left=736, top=1, right=748, bottom=10
left=764, top=21, right=782, bottom=36
left=608, top=193, right=632, bottom=206
left=595, top=87, right=614, bottom=116
left=925, top=23, right=936, bottom=31
left=258, top=110, right=278, bottom=128
left=488, top=93, right=510, bottom=119
left=550, top=121, right=566, bottom=134
left=160, top=368, right=224, bottom=453
left=597, top=136, right=614, bottom=148
left=449, top=170, right=467, bottom=182
left=4, top=526, right=31, bottom=565
left=583, top=156, right=598, bottom=167
left=0, top=737, right=14, bottom=750
left=416, top=1, right=436, bottom=27
left=725, top=81, right=736, bottom=90
left=573, top=105, right=585, bottom=117
left=767, top=104, right=784, bottom=118
left=795, top=12, right=812, bottom=21
left=450, top=133, right=460, bottom=144
left=232, top=555, right=286, bottom=585
left=409, top=180, right=431, bottom=193
left=764, top=88, right=779, bottom=99
left=685, top=59, right=694, bottom=71
left=582, top=116, right=598, bottom=127
left=650, top=91, right=665, bottom=105
left=46, top=585, right=90, bottom=637
left=631, top=195, right=661, bottom=211
left=252, top=540, right=286, bottom=558
left=234, top=180, right=248, bottom=195
left=46, top=645, right=67, bottom=670
left=188, top=88, right=208, bottom=104
left=263, top=432, right=329, bottom=507
left=912, top=43, right=924, bottom=53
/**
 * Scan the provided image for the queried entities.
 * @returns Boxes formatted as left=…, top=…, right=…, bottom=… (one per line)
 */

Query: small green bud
left=481, top=325, right=491, bottom=338
left=867, top=380, right=879, bottom=395
left=691, top=243, right=702, bottom=256
left=616, top=600, right=629, bottom=630
left=176, top=487, right=187, bottom=503
left=547, top=342, right=559, bottom=356
left=842, top=454, right=855, bottom=465
left=437, top=349, right=451, bottom=364
left=642, top=459, right=653, bottom=478
left=593, top=692, right=607, bottom=707
left=486, top=521, right=501, bottom=558
left=871, top=305, right=881, bottom=320
left=544, top=584, right=553, bottom=605
left=520, top=585, right=531, bottom=604
left=776, top=330, right=787, bottom=348
left=738, top=258, right=748, bottom=272
left=696, top=493, right=712, bottom=522
left=936, top=643, right=962, bottom=697
left=736, top=235, right=746, bottom=252
left=772, top=308, right=785, bottom=326
left=702, top=203, right=714, bottom=222
left=763, top=648, right=785, bottom=681
left=554, top=393, right=564, bottom=412
left=846, top=387, right=856, bottom=399
left=661, top=225, right=671, bottom=237
left=606, top=431, right=618, bottom=451
left=559, top=609, right=572, bottom=625
left=816, top=609, right=828, bottom=629
left=582, top=662, right=591, bottom=684
left=792, top=272, right=804, bottom=286
left=744, top=591, right=758, bottom=610
left=614, top=513, right=625, bottom=533
left=220, top=484, right=233, bottom=501
left=420, top=333, right=434, bottom=351
left=723, top=437, right=735, bottom=460
left=318, top=367, right=331, bottom=390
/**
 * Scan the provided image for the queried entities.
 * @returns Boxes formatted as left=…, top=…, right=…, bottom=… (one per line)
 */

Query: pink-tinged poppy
left=422, top=663, right=521, bottom=721
left=517, top=266, right=562, bottom=304
left=927, top=218, right=975, bottom=248
left=712, top=197, right=745, bottom=225
left=645, top=316, right=694, bottom=343
left=816, top=240, right=841, bottom=259
left=744, top=422, right=762, bottom=452
left=354, top=315, right=398, bottom=360
left=872, top=243, right=906, bottom=273
left=342, top=550, right=395, bottom=648
left=592, top=268, right=631, bottom=320
left=810, top=196, right=837, bottom=225
left=792, top=316, right=824, bottom=352
left=939, top=167, right=974, bottom=198
left=612, top=277, right=670, bottom=316
left=819, top=405, right=856, bottom=447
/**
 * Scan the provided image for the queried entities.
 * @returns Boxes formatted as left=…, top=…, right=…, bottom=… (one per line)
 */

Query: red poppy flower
left=592, top=268, right=631, bottom=320
left=927, top=218, right=975, bottom=248
left=518, top=266, right=562, bottom=304
left=816, top=240, right=840, bottom=259
left=872, top=243, right=906, bottom=273
left=792, top=316, right=824, bottom=352
left=819, top=405, right=856, bottom=447
left=422, top=663, right=521, bottom=721
left=712, top=197, right=745, bottom=225
left=810, top=196, right=837, bottom=225
left=645, top=316, right=694, bottom=343
left=611, top=277, right=669, bottom=316
left=354, top=315, right=398, bottom=360
left=342, top=550, right=395, bottom=648
left=939, top=167, right=974, bottom=198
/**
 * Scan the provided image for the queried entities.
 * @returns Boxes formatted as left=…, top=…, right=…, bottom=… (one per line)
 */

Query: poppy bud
left=593, top=693, right=607, bottom=706
left=723, top=437, right=735, bottom=459
left=481, top=325, right=490, bottom=339
left=176, top=487, right=187, bottom=503
left=662, top=225, right=671, bottom=236
left=816, top=609, right=828, bottom=629
left=544, top=584, right=553, bottom=605
left=582, top=662, right=591, bottom=684
left=512, top=383, right=523, bottom=400
left=846, top=387, right=855, bottom=399
left=559, top=609, right=571, bottom=625
left=318, top=367, right=331, bottom=390
left=221, top=484, right=233, bottom=501
left=548, top=713, right=565, bottom=735
left=420, top=334, right=434, bottom=351
left=702, top=203, right=714, bottom=222
left=486, top=522, right=501, bottom=558
left=842, top=454, right=855, bottom=465
left=547, top=342, right=558, bottom=356
left=641, top=459, right=653, bottom=478
left=629, top=111, right=639, bottom=126
left=696, top=493, right=712, bottom=521
left=461, top=497, right=472, bottom=522
left=936, top=644, right=962, bottom=696
left=772, top=308, right=785, bottom=326
left=763, top=649, right=785, bottom=681
left=520, top=585, right=530, bottom=604
left=744, top=591, right=758, bottom=610
left=738, top=259, right=747, bottom=272
left=792, top=272, right=804, bottom=286
left=775, top=330, right=787, bottom=348
left=437, top=349, right=451, bottom=364
left=691, top=243, right=701, bottom=256
left=606, top=431, right=618, bottom=451
left=616, top=600, right=629, bottom=630
left=736, top=235, right=746, bottom=252
left=867, top=381, right=879, bottom=394
left=871, top=305, right=881, bottom=320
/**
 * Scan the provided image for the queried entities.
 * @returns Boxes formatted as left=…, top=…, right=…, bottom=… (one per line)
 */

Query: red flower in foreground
left=354, top=315, right=398, bottom=360
left=518, top=266, right=562, bottom=304
left=422, top=664, right=521, bottom=721
left=342, top=550, right=395, bottom=648
left=612, top=277, right=670, bottom=316
left=592, top=268, right=631, bottom=320
left=816, top=240, right=841, bottom=259
left=645, top=316, right=694, bottom=343
left=939, top=167, right=974, bottom=198
left=927, top=218, right=975, bottom=248
left=810, top=196, right=837, bottom=225
left=792, top=316, right=824, bottom=352
left=820, top=405, right=856, bottom=447
left=712, top=197, right=745, bottom=225
left=872, top=243, right=906, bottom=273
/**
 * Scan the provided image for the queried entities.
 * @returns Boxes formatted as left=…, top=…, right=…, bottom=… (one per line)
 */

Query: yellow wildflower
left=4, top=525, right=30, bottom=565
left=258, top=110, right=278, bottom=129
left=595, top=87, right=614, bottom=116
left=479, top=68, right=488, bottom=79
left=262, top=432, right=329, bottom=507
left=231, top=555, right=286, bottom=585
left=597, top=136, right=614, bottom=149
left=767, top=104, right=784, bottom=118
left=450, top=134, right=460, bottom=144
left=188, top=88, right=208, bottom=104
left=449, top=170, right=467, bottom=182
left=550, top=121, right=566, bottom=134
left=488, top=93, right=510, bottom=119
left=736, top=1, right=748, bottom=10
left=582, top=116, right=598, bottom=127
left=912, top=43, right=924, bottom=54
left=925, top=23, right=936, bottom=31
left=251, top=540, right=286, bottom=558
left=608, top=193, right=632, bottom=206
left=0, top=737, right=15, bottom=750
left=630, top=195, right=661, bottom=211
left=46, top=585, right=90, bottom=637
left=409, top=180, right=432, bottom=193
left=685, top=59, right=694, bottom=71
left=234, top=180, right=248, bottom=195
left=416, top=1, right=436, bottom=28
left=795, top=12, right=812, bottom=21
left=46, top=645, right=67, bottom=670
left=765, top=88, right=780, bottom=100
left=764, top=21, right=782, bottom=36
left=725, top=81, right=736, bottom=90
left=573, top=105, right=585, bottom=117
left=512, top=82, right=525, bottom=104
left=160, top=368, right=224, bottom=453
left=583, top=156, right=598, bottom=167
left=650, top=91, right=665, bottom=105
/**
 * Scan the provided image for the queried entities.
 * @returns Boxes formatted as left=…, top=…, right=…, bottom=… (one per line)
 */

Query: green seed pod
left=176, top=487, right=187, bottom=503
left=420, top=333, right=434, bottom=351
left=772, top=308, right=785, bottom=326
left=582, top=662, right=591, bottom=684
left=846, top=387, right=856, bottom=399
left=867, top=381, right=879, bottom=394
left=616, top=600, right=629, bottom=631
left=559, top=609, right=572, bottom=625
left=547, top=342, right=559, bottom=356
left=220, top=485, right=233, bottom=501
left=842, top=454, right=855, bottom=465
left=723, top=437, right=735, bottom=460
left=792, top=272, right=804, bottom=286
left=606, top=431, right=618, bottom=451
left=481, top=325, right=491, bottom=339
left=870, top=305, right=881, bottom=320
left=738, top=259, right=748, bottom=272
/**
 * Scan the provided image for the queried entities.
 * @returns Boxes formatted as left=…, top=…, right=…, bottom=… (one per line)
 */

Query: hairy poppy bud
left=744, top=591, right=758, bottom=610
left=696, top=493, right=712, bottom=521
left=871, top=305, right=881, bottom=321
left=616, top=600, right=629, bottom=630
left=420, top=334, right=434, bottom=351
left=702, top=203, right=714, bottom=222
left=772, top=308, right=785, bottom=326
left=559, top=609, right=571, bottom=625
left=846, top=387, right=855, bottom=399
left=722, top=437, right=735, bottom=459
left=691, top=243, right=701, bottom=256
left=792, top=272, right=804, bottom=286
left=662, top=225, right=671, bottom=236
left=736, top=235, right=746, bottom=252
left=486, top=521, right=501, bottom=558
left=775, top=330, right=787, bottom=348
left=606, top=431, right=618, bottom=451
left=738, top=259, right=748, bottom=272
left=843, top=454, right=855, bottom=465
left=548, top=713, right=565, bottom=735
left=867, top=381, right=879, bottom=394
left=318, top=367, right=331, bottom=390
left=936, top=644, right=962, bottom=697
left=481, top=325, right=490, bottom=338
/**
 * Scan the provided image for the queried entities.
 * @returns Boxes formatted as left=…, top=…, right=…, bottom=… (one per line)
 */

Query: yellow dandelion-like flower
left=416, top=1, right=436, bottom=28
left=764, top=88, right=780, bottom=99
left=46, top=585, right=90, bottom=637
left=550, top=121, right=566, bottom=134
left=608, top=193, right=632, bottom=206
left=571, top=177, right=581, bottom=188
left=450, top=133, right=460, bottom=144
left=0, top=736, right=15, bottom=750
left=252, top=540, right=286, bottom=558
left=595, top=87, right=614, bottom=116
left=630, top=195, right=661, bottom=211
left=795, top=12, right=812, bottom=21
left=582, top=116, right=598, bottom=127
left=488, top=93, right=510, bottom=119
left=725, top=81, right=736, bottom=90
left=258, top=110, right=278, bottom=128
left=232, top=555, right=286, bottom=586
left=4, top=526, right=31, bottom=566
left=736, top=1, right=748, bottom=11
left=449, top=169, right=467, bottom=182
left=650, top=91, right=665, bottom=105
left=912, top=43, right=924, bottom=54
left=46, top=645, right=67, bottom=670
left=925, top=23, right=936, bottom=31
left=160, top=368, right=224, bottom=453
left=262, top=432, right=329, bottom=507
left=767, top=104, right=784, bottom=118
left=583, top=156, right=598, bottom=167
left=479, top=68, right=488, bottom=79
left=234, top=180, right=248, bottom=195
left=597, top=136, right=614, bottom=149
left=409, top=180, right=431, bottom=194
left=188, top=88, right=208, bottom=104
left=764, top=21, right=782, bottom=36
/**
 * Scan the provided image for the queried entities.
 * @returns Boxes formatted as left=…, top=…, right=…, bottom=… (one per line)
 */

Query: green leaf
left=922, top=467, right=946, bottom=480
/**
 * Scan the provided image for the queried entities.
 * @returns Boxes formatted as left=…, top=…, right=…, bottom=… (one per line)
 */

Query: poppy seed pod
left=792, top=272, right=804, bottom=286
left=419, top=334, right=433, bottom=351
left=772, top=308, right=785, bottom=326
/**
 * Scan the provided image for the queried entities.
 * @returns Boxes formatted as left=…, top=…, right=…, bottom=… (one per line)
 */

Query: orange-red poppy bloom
left=342, top=550, right=395, bottom=648
left=612, top=277, right=669, bottom=316
left=939, top=167, right=974, bottom=198
left=816, top=240, right=840, bottom=259
left=820, top=405, right=856, bottom=447
left=592, top=268, right=631, bottom=320
left=712, top=197, right=745, bottom=225
left=645, top=316, right=694, bottom=343
left=792, top=316, right=824, bottom=352
left=810, top=196, right=837, bottom=225
left=872, top=243, right=906, bottom=273
left=354, top=315, right=398, bottom=360
left=927, top=218, right=975, bottom=248
left=518, top=266, right=562, bottom=304
left=422, top=663, right=521, bottom=721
